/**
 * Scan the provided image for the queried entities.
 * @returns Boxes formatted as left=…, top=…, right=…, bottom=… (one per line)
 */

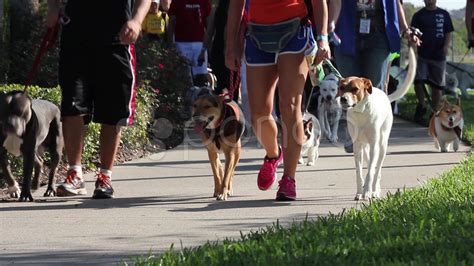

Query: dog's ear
left=337, top=79, right=345, bottom=96
left=362, top=78, right=372, bottom=94
left=307, top=120, right=313, bottom=131
left=197, top=87, right=211, bottom=97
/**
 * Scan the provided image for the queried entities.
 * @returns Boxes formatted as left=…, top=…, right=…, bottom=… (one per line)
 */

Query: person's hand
left=225, top=45, right=241, bottom=71
left=120, top=19, right=142, bottom=44
left=403, top=27, right=422, bottom=47
left=315, top=40, right=331, bottom=65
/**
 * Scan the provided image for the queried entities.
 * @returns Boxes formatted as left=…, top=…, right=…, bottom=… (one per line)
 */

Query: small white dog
left=298, top=112, right=321, bottom=166
left=339, top=47, right=416, bottom=201
left=445, top=63, right=474, bottom=99
left=318, top=73, right=342, bottom=143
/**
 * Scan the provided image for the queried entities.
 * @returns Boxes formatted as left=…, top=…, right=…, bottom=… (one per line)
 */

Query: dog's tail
left=388, top=46, right=416, bottom=103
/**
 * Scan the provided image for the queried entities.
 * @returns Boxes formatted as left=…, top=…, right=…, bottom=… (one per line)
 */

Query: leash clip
left=60, top=14, right=70, bottom=25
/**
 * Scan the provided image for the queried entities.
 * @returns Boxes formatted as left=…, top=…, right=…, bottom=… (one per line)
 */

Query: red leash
left=223, top=9, right=247, bottom=100
left=23, top=23, right=60, bottom=92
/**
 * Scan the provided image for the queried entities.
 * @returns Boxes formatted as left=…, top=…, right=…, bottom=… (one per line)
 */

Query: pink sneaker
left=257, top=147, right=283, bottom=190
left=276, top=175, right=296, bottom=201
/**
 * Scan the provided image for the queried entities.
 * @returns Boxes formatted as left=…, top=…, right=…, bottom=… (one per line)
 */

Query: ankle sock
left=100, top=168, right=113, bottom=179
left=69, top=165, right=83, bottom=178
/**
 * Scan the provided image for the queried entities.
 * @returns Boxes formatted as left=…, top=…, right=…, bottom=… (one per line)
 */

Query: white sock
left=68, top=165, right=83, bottom=178
left=100, top=168, right=113, bottom=179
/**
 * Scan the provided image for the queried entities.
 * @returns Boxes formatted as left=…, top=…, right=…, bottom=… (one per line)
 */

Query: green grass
left=135, top=157, right=474, bottom=265
left=134, top=89, right=474, bottom=265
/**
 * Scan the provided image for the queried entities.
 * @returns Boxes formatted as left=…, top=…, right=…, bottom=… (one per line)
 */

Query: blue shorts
left=244, top=25, right=315, bottom=66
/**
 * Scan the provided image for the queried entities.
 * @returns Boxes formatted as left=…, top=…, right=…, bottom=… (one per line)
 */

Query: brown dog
left=428, top=97, right=464, bottom=152
left=192, top=89, right=244, bottom=200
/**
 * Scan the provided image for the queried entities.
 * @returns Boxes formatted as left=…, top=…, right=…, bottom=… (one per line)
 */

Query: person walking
left=47, top=0, right=151, bottom=199
left=411, top=0, right=454, bottom=124
left=225, top=0, right=330, bottom=200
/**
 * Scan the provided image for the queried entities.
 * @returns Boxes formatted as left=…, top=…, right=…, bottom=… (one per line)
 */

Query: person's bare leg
left=246, top=65, right=279, bottom=158
left=62, top=116, right=86, bottom=166
left=277, top=53, right=308, bottom=178
left=431, top=87, right=443, bottom=110
left=99, top=124, right=122, bottom=170
left=414, top=82, right=427, bottom=107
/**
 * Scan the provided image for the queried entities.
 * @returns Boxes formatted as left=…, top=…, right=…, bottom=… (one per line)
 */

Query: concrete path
left=0, top=118, right=470, bottom=265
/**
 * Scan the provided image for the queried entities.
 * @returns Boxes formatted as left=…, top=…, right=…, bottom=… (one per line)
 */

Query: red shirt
left=168, top=0, right=212, bottom=42
left=248, top=0, right=307, bottom=24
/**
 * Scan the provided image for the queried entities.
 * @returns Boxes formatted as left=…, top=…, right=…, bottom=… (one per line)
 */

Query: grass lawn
left=134, top=90, right=474, bottom=265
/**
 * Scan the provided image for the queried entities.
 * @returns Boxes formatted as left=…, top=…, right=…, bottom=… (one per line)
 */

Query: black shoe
left=344, top=143, right=353, bottom=153
left=92, top=173, right=114, bottom=199
left=414, top=104, right=427, bottom=125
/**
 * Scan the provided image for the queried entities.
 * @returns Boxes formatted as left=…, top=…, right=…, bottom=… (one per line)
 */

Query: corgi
left=428, top=97, right=464, bottom=152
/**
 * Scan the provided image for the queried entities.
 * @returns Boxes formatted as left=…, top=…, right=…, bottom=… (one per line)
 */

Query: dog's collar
left=439, top=123, right=462, bottom=139
left=351, top=93, right=370, bottom=113
left=211, top=100, right=240, bottom=129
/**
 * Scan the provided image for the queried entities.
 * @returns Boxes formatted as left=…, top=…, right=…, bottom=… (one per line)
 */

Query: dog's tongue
left=449, top=121, right=454, bottom=127
left=194, top=121, right=205, bottom=134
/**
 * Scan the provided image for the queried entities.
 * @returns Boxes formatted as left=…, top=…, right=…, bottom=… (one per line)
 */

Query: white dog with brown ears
left=428, top=97, right=464, bottom=152
left=338, top=47, right=416, bottom=201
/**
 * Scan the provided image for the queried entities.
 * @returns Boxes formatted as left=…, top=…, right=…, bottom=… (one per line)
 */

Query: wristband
left=316, top=34, right=328, bottom=42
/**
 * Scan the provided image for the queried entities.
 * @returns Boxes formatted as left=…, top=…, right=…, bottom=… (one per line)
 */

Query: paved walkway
left=0, top=118, right=470, bottom=264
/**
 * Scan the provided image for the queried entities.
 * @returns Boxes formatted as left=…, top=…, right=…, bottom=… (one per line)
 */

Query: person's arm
left=201, top=7, right=216, bottom=53
left=225, top=0, right=245, bottom=71
left=328, top=0, right=341, bottom=32
left=198, top=5, right=215, bottom=65
left=313, top=0, right=331, bottom=64
left=397, top=0, right=409, bottom=36
left=160, top=0, right=171, bottom=12
left=46, top=0, right=60, bottom=28
left=120, top=0, right=152, bottom=44
left=444, top=32, right=452, bottom=57
left=397, top=0, right=421, bottom=46
left=467, top=0, right=474, bottom=47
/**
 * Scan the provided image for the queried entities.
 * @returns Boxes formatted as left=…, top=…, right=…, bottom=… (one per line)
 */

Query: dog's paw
left=3, top=183, right=21, bottom=198
left=216, top=193, right=228, bottom=201
left=354, top=194, right=363, bottom=201
left=298, top=158, right=304, bottom=164
left=306, top=161, right=315, bottom=166
left=329, top=135, right=338, bottom=143
left=19, top=190, right=33, bottom=202
left=44, top=187, right=56, bottom=197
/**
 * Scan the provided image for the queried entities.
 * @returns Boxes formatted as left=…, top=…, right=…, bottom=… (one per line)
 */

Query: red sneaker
left=257, top=147, right=283, bottom=190
left=92, top=173, right=114, bottom=199
left=56, top=170, right=87, bottom=196
left=276, top=175, right=296, bottom=201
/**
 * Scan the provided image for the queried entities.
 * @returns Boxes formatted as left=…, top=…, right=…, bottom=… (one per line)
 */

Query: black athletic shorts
left=58, top=42, right=137, bottom=126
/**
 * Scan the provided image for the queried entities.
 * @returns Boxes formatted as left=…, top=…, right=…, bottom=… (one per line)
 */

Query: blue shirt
left=335, top=0, right=401, bottom=56
left=411, top=7, right=454, bottom=61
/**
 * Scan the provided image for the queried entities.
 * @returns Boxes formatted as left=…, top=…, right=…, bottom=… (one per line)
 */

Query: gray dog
left=0, top=90, right=63, bottom=201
